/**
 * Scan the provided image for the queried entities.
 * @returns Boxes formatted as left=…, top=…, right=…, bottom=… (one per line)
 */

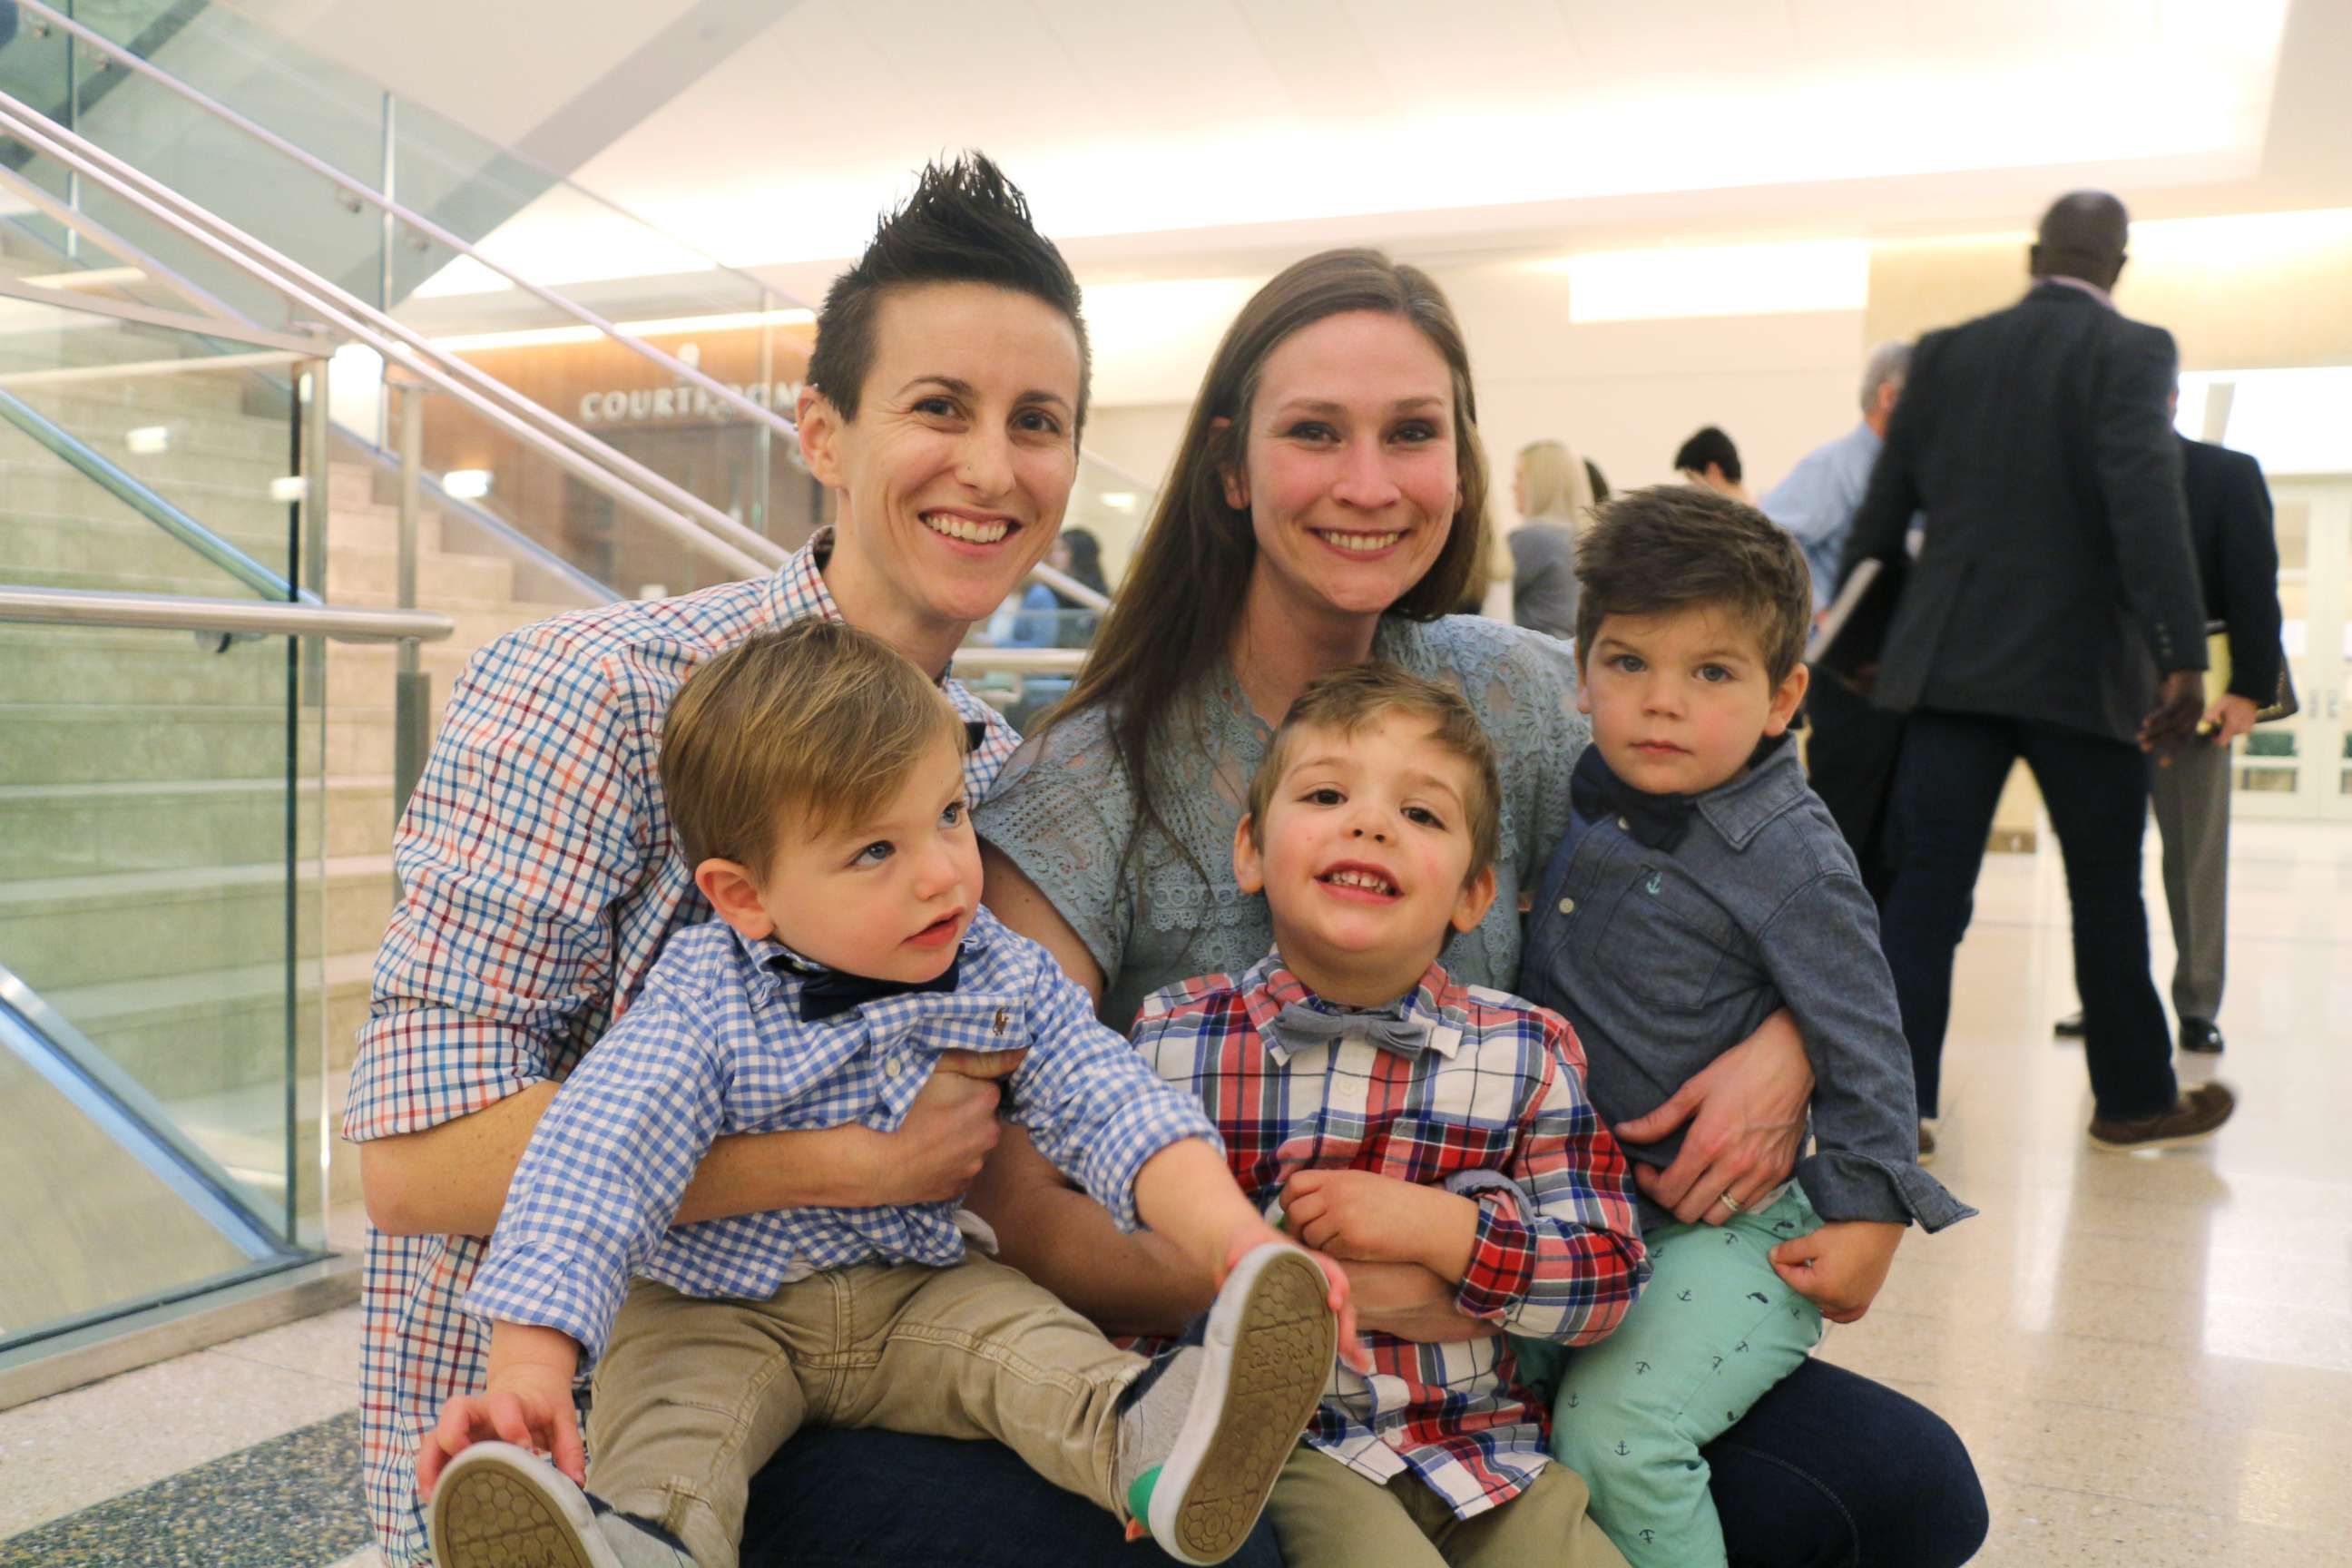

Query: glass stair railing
left=0, top=0, right=1153, bottom=606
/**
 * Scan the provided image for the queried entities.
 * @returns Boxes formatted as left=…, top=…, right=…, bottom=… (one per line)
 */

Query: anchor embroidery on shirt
left=1614, top=1440, right=1632, bottom=1457
left=1645, top=872, right=1663, bottom=895
left=1677, top=1289, right=1694, bottom=1303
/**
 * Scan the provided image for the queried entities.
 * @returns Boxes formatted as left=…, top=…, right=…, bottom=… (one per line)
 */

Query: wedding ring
left=1717, top=1191, right=1743, bottom=1215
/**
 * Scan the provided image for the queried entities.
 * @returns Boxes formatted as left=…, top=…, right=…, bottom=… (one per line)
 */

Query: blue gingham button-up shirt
left=466, top=908, right=1220, bottom=1367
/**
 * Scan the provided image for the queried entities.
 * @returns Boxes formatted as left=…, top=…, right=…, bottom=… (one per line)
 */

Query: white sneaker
left=1112, top=1244, right=1338, bottom=1565
left=428, top=1441, right=697, bottom=1568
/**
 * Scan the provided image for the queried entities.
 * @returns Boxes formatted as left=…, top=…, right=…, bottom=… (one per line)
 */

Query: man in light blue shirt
left=1762, top=341, right=1912, bottom=612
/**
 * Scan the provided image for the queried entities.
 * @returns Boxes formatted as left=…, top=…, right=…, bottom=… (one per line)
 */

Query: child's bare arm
left=1769, top=1220, right=1906, bottom=1323
left=416, top=1322, right=583, bottom=1497
left=1279, top=1170, right=1480, bottom=1282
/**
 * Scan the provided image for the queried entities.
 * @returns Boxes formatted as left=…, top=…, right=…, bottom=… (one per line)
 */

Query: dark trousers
left=1879, top=709, right=2180, bottom=1121
left=741, top=1357, right=1989, bottom=1568
left=1802, top=671, right=1911, bottom=902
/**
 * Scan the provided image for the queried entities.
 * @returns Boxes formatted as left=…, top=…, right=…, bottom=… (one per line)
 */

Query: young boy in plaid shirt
left=416, top=621, right=1354, bottom=1568
left=1132, top=664, right=1649, bottom=1568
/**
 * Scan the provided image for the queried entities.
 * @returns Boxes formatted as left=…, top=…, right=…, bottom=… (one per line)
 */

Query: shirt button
left=1616, top=816, right=1631, bottom=832
left=885, top=1058, right=904, bottom=1079
left=1556, top=897, right=1577, bottom=916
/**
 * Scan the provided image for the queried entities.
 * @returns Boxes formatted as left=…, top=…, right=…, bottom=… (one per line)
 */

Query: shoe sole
left=2086, top=1121, right=2229, bottom=1153
left=429, top=1441, right=618, bottom=1568
left=1148, top=1246, right=1338, bottom=1566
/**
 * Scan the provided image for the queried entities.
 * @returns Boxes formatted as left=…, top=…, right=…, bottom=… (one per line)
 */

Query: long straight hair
left=1041, top=248, right=1488, bottom=867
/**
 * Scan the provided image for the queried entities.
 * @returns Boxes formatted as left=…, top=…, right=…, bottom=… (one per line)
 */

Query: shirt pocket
left=1605, top=866, right=1737, bottom=1013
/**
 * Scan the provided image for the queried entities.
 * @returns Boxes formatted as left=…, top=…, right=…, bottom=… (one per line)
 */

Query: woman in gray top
left=1506, top=437, right=1593, bottom=641
left=969, top=250, right=1986, bottom=1568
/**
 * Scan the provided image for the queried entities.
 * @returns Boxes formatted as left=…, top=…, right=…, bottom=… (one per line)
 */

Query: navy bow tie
left=789, top=955, right=962, bottom=1023
left=1272, top=1001, right=1432, bottom=1059
left=1570, top=744, right=1697, bottom=852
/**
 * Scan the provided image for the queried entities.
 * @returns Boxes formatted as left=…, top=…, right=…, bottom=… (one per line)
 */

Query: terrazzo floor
left=2, top=820, right=2347, bottom=1566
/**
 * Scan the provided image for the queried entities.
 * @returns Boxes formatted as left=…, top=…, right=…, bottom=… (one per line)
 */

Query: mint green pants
left=1547, top=1184, right=1826, bottom=1568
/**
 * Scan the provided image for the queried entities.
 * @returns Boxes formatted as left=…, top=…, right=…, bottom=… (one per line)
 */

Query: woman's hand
left=842, top=1066, right=1005, bottom=1206
left=1612, top=1008, right=1811, bottom=1224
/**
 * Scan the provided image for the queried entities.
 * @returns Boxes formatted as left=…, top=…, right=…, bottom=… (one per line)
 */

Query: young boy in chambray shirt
left=416, top=620, right=1353, bottom=1568
left=1134, top=664, right=1649, bottom=1568
left=1515, top=486, right=1973, bottom=1568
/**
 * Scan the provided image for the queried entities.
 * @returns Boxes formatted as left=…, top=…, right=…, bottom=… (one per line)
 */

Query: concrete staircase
left=0, top=360, right=581, bottom=1230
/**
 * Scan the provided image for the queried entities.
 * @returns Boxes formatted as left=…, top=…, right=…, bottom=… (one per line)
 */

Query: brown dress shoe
left=2087, top=1082, right=2236, bottom=1152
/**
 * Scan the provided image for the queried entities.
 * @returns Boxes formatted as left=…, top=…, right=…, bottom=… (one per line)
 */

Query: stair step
left=0, top=853, right=396, bottom=994
left=0, top=775, right=394, bottom=877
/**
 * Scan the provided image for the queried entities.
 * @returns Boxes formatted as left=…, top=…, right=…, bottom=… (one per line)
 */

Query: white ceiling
left=370, top=0, right=2352, bottom=356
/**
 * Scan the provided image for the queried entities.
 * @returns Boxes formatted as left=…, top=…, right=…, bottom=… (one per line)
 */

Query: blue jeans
left=740, top=1359, right=1985, bottom=1568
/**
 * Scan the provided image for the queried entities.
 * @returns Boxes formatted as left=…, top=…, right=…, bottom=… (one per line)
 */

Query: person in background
left=1837, top=190, right=2233, bottom=1158
left=1508, top=438, right=1596, bottom=641
left=1011, top=527, right=1112, bottom=649
left=1761, top=342, right=1916, bottom=901
left=1673, top=426, right=1750, bottom=505
left=2056, top=404, right=2283, bottom=1056
left=1763, top=343, right=1912, bottom=613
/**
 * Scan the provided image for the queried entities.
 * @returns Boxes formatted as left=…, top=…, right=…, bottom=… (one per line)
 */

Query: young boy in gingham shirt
left=1132, top=662, right=1649, bottom=1568
left=414, top=621, right=1352, bottom=1568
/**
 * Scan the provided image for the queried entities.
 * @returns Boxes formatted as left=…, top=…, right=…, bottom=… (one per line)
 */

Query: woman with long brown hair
left=968, top=249, right=1986, bottom=1568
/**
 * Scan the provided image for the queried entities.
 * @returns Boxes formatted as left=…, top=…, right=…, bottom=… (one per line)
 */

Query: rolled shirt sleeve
left=1451, top=1012, right=1649, bottom=1342
left=464, top=990, right=730, bottom=1367
left=1008, top=945, right=1221, bottom=1230
left=1756, top=871, right=1975, bottom=1232
left=344, top=631, right=652, bottom=1142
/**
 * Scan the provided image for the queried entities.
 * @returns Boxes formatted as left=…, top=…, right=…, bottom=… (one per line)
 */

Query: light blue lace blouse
left=975, top=614, right=1592, bottom=1029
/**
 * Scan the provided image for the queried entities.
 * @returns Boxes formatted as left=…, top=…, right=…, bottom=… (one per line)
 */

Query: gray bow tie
left=1272, top=1002, right=1432, bottom=1059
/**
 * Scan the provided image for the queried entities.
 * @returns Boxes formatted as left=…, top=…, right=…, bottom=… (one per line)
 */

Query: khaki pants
left=1267, top=1446, right=1628, bottom=1568
left=586, top=1259, right=1143, bottom=1568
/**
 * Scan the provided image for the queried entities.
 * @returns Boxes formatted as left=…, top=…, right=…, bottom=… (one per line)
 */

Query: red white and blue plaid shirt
left=1132, top=956, right=1648, bottom=1520
left=340, top=532, right=1020, bottom=1567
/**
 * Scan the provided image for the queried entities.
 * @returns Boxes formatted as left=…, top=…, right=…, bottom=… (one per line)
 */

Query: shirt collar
left=1690, top=733, right=1810, bottom=851
left=732, top=912, right=995, bottom=1011
left=1239, top=951, right=1471, bottom=1063
left=769, top=525, right=846, bottom=627
left=2037, top=274, right=2115, bottom=309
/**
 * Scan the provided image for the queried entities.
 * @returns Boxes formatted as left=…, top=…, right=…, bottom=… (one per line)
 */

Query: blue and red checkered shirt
left=341, top=533, right=1021, bottom=1567
left=1132, top=956, right=1648, bottom=1520
left=466, top=910, right=1218, bottom=1367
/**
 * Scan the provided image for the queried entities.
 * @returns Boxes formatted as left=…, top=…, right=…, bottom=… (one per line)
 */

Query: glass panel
left=0, top=620, right=322, bottom=1231
left=0, top=1026, right=256, bottom=1342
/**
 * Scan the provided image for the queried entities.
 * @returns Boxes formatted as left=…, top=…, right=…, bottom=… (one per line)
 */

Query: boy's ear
left=1763, top=662, right=1810, bottom=738
left=1451, top=864, right=1498, bottom=936
left=796, top=386, right=847, bottom=490
left=695, top=857, right=777, bottom=942
left=1231, top=812, right=1266, bottom=896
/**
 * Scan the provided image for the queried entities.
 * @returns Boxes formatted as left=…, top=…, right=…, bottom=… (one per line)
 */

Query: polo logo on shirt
left=992, top=1008, right=1008, bottom=1035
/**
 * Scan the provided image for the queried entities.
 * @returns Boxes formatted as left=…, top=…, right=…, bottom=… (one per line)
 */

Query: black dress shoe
left=2179, top=1018, right=2226, bottom=1054
left=2053, top=1010, right=2085, bottom=1039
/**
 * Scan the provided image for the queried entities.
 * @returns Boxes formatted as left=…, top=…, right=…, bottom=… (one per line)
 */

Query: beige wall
left=1867, top=211, right=2352, bottom=370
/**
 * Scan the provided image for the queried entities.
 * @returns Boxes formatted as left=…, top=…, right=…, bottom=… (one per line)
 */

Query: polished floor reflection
left=1, top=823, right=2346, bottom=1565
left=1815, top=819, right=2352, bottom=1565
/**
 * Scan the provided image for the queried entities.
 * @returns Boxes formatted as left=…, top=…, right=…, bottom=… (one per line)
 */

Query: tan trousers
left=586, top=1259, right=1144, bottom=1568
left=1267, top=1446, right=1630, bottom=1568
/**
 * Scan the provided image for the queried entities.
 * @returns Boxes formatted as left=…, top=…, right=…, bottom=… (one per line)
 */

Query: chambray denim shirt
left=1517, top=738, right=1972, bottom=1236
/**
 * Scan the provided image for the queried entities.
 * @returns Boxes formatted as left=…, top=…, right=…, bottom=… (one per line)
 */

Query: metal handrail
left=951, top=646, right=1087, bottom=676
left=331, top=428, right=618, bottom=607
left=0, top=388, right=315, bottom=606
left=0, top=97, right=777, bottom=580
left=12, top=0, right=804, bottom=449
left=0, top=584, right=454, bottom=642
